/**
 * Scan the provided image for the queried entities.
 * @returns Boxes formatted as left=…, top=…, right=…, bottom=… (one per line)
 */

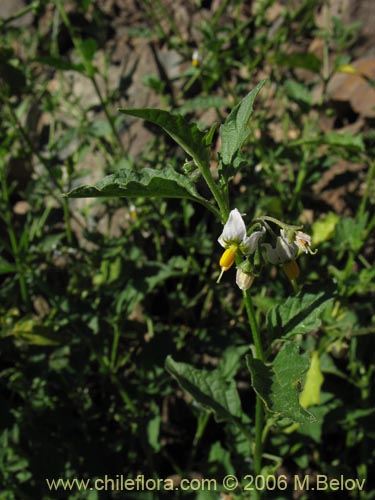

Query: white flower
left=218, top=209, right=264, bottom=255
left=295, top=231, right=312, bottom=253
left=217, top=209, right=264, bottom=283
left=263, top=229, right=298, bottom=264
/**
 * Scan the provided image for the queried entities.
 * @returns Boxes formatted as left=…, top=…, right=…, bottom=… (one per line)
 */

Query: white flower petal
left=263, top=236, right=298, bottom=264
left=278, top=236, right=298, bottom=261
left=240, top=227, right=265, bottom=255
left=218, top=209, right=246, bottom=248
left=262, top=243, right=280, bottom=264
left=295, top=231, right=312, bottom=253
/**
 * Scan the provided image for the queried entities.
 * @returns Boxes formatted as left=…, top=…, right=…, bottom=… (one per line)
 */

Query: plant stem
left=195, top=158, right=228, bottom=221
left=243, top=290, right=265, bottom=492
left=199, top=155, right=265, bottom=484
left=243, top=290, right=265, bottom=362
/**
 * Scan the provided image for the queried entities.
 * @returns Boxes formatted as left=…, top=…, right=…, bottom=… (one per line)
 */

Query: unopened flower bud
left=236, top=268, right=255, bottom=290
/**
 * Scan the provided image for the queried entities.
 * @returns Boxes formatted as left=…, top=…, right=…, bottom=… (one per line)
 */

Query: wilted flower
left=262, top=229, right=298, bottom=265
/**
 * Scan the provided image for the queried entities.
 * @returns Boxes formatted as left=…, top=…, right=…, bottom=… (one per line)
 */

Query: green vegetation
left=1, top=1, right=374, bottom=499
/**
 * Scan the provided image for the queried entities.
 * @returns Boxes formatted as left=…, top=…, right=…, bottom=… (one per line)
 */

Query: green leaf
left=179, top=95, right=227, bottom=115
left=65, top=166, right=206, bottom=202
left=284, top=80, right=312, bottom=106
left=267, top=290, right=334, bottom=339
left=10, top=318, right=59, bottom=346
left=119, top=108, right=210, bottom=165
left=274, top=52, right=321, bottom=73
left=312, top=212, right=340, bottom=246
left=165, top=356, right=243, bottom=424
left=291, top=131, right=365, bottom=152
left=299, top=351, right=324, bottom=408
left=246, top=343, right=315, bottom=423
left=334, top=213, right=368, bottom=253
left=323, top=130, right=365, bottom=152
left=36, top=56, right=85, bottom=73
left=0, top=256, right=17, bottom=275
left=219, top=80, right=267, bottom=165
left=79, top=38, right=97, bottom=66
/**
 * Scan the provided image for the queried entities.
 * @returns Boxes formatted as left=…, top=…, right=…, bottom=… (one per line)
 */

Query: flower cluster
left=217, top=209, right=313, bottom=290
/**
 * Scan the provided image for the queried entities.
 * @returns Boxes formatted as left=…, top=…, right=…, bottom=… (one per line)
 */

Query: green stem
left=243, top=290, right=264, bottom=490
left=90, top=75, right=126, bottom=156
left=198, top=156, right=265, bottom=483
left=243, top=290, right=264, bottom=362
left=0, top=0, right=39, bottom=28
left=195, top=158, right=228, bottom=221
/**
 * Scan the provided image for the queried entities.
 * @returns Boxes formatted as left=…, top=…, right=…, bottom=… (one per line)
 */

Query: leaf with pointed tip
left=119, top=108, right=210, bottom=165
left=219, top=80, right=267, bottom=166
left=165, top=356, right=243, bottom=424
left=65, top=166, right=206, bottom=202
left=267, top=290, right=333, bottom=339
left=246, top=343, right=316, bottom=423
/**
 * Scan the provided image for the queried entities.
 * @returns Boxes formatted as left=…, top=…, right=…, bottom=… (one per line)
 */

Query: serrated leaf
left=65, top=166, right=206, bottom=201
left=300, top=351, right=324, bottom=408
left=219, top=80, right=267, bottom=165
left=246, top=343, right=315, bottom=423
left=119, top=108, right=210, bottom=165
left=267, top=290, right=333, bottom=339
left=165, top=356, right=243, bottom=424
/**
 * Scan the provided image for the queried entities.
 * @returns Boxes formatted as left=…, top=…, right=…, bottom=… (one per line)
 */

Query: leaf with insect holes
left=219, top=80, right=267, bottom=166
left=246, top=343, right=316, bottom=423
left=119, top=108, right=210, bottom=166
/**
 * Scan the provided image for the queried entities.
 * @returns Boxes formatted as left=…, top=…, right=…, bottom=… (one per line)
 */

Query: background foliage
left=1, top=0, right=374, bottom=498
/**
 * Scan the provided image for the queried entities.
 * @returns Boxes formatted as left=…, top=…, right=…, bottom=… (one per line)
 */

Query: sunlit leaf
left=300, top=351, right=324, bottom=408
left=312, top=212, right=340, bottom=246
left=219, top=80, right=267, bottom=166
left=119, top=108, right=210, bottom=166
left=66, top=166, right=207, bottom=202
